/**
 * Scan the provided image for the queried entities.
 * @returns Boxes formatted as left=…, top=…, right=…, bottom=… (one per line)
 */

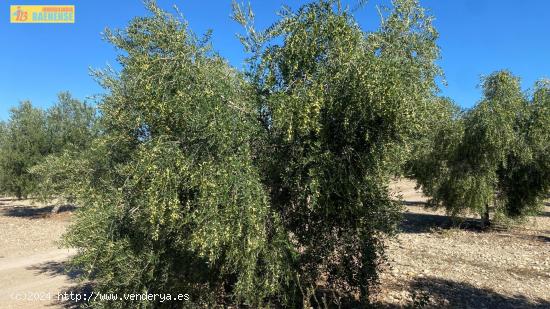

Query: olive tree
left=0, top=101, right=49, bottom=198
left=45, top=92, right=98, bottom=153
left=62, top=0, right=441, bottom=307
left=30, top=92, right=98, bottom=207
left=413, top=71, right=550, bottom=226
left=63, top=2, right=291, bottom=307
left=235, top=0, right=441, bottom=305
left=407, top=97, right=464, bottom=200
left=0, top=121, right=7, bottom=195
left=499, top=79, right=550, bottom=218
left=0, top=93, right=97, bottom=202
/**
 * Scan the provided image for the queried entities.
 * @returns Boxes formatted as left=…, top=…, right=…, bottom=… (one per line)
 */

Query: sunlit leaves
left=0, top=102, right=49, bottom=198
left=413, top=71, right=550, bottom=222
left=235, top=0, right=441, bottom=305
left=64, top=2, right=290, bottom=307
left=59, top=0, right=444, bottom=307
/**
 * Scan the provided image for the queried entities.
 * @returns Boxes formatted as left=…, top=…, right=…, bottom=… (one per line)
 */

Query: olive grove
left=0, top=0, right=548, bottom=308
left=0, top=93, right=97, bottom=201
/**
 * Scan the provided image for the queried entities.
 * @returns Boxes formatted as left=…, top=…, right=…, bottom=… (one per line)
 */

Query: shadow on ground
left=27, top=260, right=81, bottom=280
left=400, top=205, right=550, bottom=245
left=532, top=235, right=550, bottom=243
left=410, top=276, right=549, bottom=308
left=0, top=204, right=76, bottom=219
left=55, top=283, right=95, bottom=309
left=400, top=204, right=483, bottom=234
left=28, top=261, right=91, bottom=308
left=373, top=276, right=550, bottom=308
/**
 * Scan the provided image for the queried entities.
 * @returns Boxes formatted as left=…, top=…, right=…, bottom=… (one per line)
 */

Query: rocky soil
left=0, top=198, right=75, bottom=309
left=0, top=180, right=548, bottom=308
left=375, top=179, right=550, bottom=308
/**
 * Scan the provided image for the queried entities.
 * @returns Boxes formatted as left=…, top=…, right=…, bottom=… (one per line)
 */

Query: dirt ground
left=375, top=179, right=550, bottom=308
left=0, top=180, right=548, bottom=308
left=0, top=198, right=75, bottom=309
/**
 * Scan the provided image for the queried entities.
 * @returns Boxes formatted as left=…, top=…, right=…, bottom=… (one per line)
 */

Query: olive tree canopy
left=412, top=71, right=550, bottom=225
left=62, top=0, right=442, bottom=307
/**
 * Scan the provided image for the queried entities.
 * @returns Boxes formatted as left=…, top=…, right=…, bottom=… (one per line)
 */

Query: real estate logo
left=10, top=5, right=75, bottom=23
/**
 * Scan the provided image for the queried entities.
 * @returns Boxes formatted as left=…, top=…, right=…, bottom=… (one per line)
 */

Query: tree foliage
left=30, top=92, right=98, bottom=203
left=0, top=93, right=97, bottom=201
left=60, top=0, right=441, bottom=307
left=407, top=97, right=463, bottom=199
left=0, top=101, right=49, bottom=198
left=64, top=3, right=290, bottom=307
left=234, top=0, right=440, bottom=305
left=45, top=92, right=98, bottom=153
left=0, top=1, right=547, bottom=307
left=412, top=71, right=550, bottom=223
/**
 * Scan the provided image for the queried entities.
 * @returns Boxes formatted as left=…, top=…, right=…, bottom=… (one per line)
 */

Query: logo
left=10, top=5, right=75, bottom=23
left=12, top=6, right=28, bottom=22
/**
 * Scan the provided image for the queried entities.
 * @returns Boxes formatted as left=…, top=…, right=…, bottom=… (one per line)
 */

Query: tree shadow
left=54, top=283, right=95, bottom=309
left=400, top=210, right=482, bottom=234
left=402, top=276, right=550, bottom=308
left=27, top=260, right=81, bottom=280
left=532, top=235, right=550, bottom=243
left=27, top=260, right=92, bottom=308
left=401, top=200, right=429, bottom=207
left=0, top=204, right=76, bottom=219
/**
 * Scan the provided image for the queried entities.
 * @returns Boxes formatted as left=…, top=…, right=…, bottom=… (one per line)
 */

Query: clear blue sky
left=1, top=0, right=549, bottom=120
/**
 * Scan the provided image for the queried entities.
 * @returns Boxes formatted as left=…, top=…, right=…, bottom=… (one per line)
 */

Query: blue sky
left=1, top=0, right=549, bottom=120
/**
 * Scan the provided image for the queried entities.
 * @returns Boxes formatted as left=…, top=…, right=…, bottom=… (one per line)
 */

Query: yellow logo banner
left=10, top=5, right=75, bottom=23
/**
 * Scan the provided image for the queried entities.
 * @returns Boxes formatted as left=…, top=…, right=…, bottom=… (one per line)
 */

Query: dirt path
left=0, top=198, right=75, bottom=308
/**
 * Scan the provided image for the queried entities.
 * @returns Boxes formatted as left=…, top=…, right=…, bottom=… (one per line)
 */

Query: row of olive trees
left=32, top=0, right=442, bottom=307
left=410, top=71, right=550, bottom=227
left=0, top=93, right=97, bottom=202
